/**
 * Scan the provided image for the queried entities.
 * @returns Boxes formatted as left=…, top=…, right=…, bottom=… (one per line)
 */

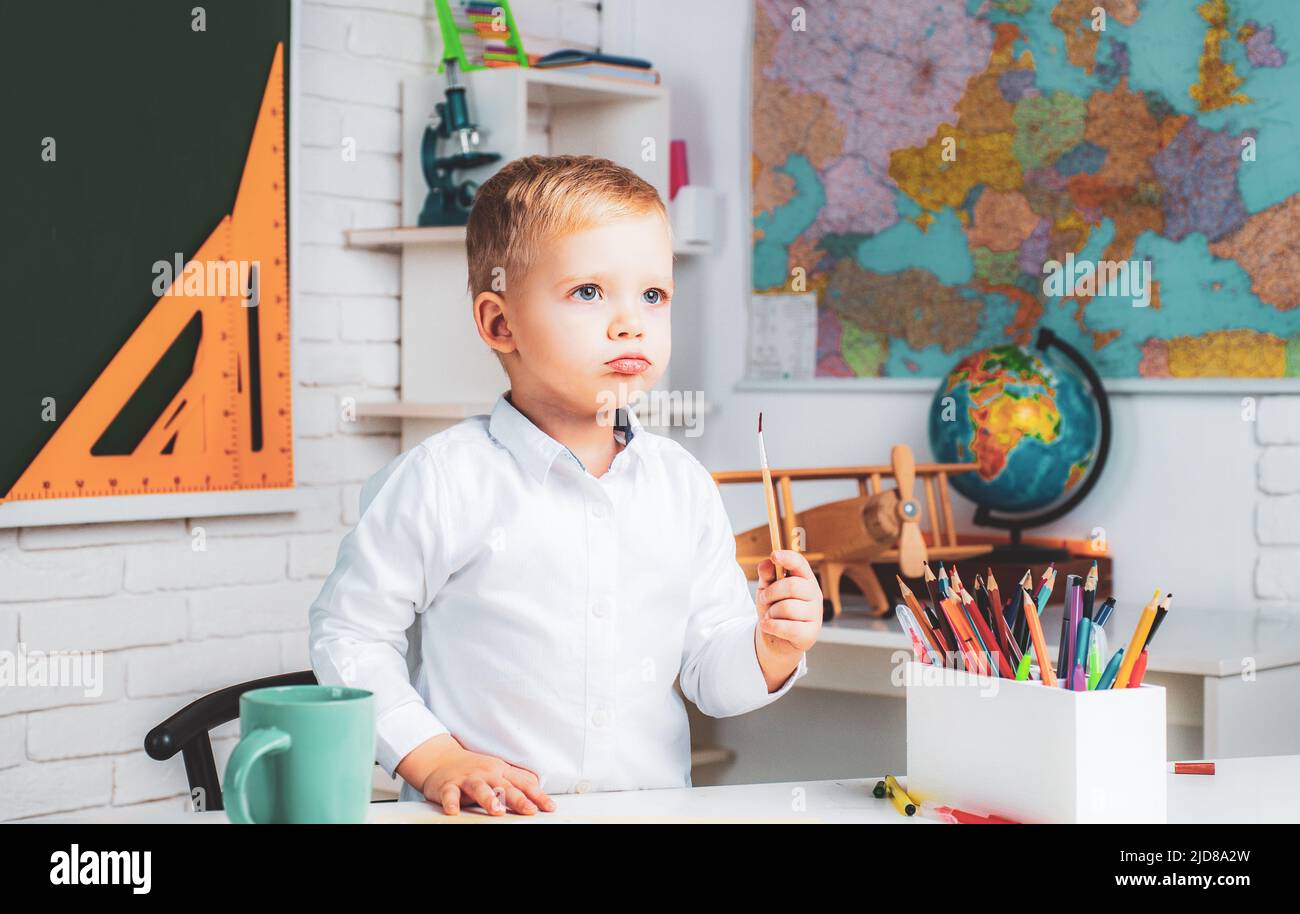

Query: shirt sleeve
left=308, top=444, right=454, bottom=778
left=677, top=461, right=808, bottom=718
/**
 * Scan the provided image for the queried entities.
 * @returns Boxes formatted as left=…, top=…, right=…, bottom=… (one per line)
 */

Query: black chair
left=144, top=670, right=318, bottom=811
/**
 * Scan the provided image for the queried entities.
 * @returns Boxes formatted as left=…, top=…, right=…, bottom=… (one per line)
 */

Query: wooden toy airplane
left=714, top=444, right=992, bottom=617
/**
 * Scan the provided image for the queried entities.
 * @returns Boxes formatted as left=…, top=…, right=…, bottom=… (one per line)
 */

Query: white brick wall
left=0, top=0, right=600, bottom=822
left=1257, top=396, right=1300, bottom=606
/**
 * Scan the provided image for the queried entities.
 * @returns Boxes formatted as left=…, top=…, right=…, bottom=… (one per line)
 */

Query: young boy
left=308, top=155, right=821, bottom=816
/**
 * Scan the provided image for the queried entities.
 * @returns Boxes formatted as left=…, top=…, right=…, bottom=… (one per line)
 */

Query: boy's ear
left=473, top=291, right=516, bottom=356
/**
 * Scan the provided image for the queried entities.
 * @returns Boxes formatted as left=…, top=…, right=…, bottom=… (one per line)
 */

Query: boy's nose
left=609, top=309, right=645, bottom=339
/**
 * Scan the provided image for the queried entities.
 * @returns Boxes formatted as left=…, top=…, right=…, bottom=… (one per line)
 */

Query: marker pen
left=1096, top=647, right=1125, bottom=690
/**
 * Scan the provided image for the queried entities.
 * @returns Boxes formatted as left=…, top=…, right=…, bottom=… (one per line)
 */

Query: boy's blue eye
left=573, top=284, right=600, bottom=302
left=643, top=288, right=663, bottom=305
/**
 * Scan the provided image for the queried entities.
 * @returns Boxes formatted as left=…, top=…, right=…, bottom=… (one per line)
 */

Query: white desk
left=803, top=604, right=1300, bottom=760
left=21, top=756, right=1300, bottom=824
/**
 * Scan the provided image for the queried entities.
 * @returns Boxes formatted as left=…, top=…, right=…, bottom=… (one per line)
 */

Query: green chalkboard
left=0, top=0, right=292, bottom=500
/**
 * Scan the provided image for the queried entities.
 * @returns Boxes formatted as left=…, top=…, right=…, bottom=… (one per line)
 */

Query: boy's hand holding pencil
left=753, top=413, right=821, bottom=689
left=755, top=549, right=822, bottom=687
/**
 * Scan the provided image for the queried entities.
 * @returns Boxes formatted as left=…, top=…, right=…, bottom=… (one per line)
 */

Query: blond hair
left=466, top=154, right=668, bottom=298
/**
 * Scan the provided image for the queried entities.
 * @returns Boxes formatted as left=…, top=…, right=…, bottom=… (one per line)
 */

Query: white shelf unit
left=346, top=223, right=711, bottom=257
left=348, top=67, right=705, bottom=450
left=352, top=400, right=494, bottom=420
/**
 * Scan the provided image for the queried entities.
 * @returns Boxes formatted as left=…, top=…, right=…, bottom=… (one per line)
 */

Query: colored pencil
left=922, top=561, right=941, bottom=606
left=1009, top=572, right=1030, bottom=651
left=948, top=565, right=965, bottom=595
left=1082, top=561, right=1098, bottom=621
left=940, top=596, right=988, bottom=675
left=1114, top=590, right=1162, bottom=689
left=1035, top=565, right=1056, bottom=617
left=922, top=604, right=951, bottom=654
left=923, top=562, right=957, bottom=651
left=1129, top=594, right=1172, bottom=687
left=973, top=574, right=991, bottom=624
left=1008, top=570, right=1029, bottom=643
left=961, top=587, right=1015, bottom=678
left=979, top=574, right=1021, bottom=668
left=957, top=591, right=993, bottom=663
left=1021, top=590, right=1056, bottom=687
left=985, top=570, right=1004, bottom=628
left=1143, top=593, right=1173, bottom=651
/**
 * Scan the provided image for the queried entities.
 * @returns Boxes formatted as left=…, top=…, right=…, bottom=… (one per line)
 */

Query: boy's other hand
left=400, top=734, right=556, bottom=817
left=756, top=549, right=823, bottom=659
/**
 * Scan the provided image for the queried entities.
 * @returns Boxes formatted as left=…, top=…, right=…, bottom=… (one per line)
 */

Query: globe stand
left=970, top=327, right=1112, bottom=561
left=980, top=530, right=1070, bottom=565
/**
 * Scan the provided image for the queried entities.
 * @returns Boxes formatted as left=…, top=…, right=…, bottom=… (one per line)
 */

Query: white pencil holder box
left=903, top=662, right=1167, bottom=823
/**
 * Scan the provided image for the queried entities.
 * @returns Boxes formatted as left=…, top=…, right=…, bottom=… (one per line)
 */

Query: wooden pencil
left=1143, top=593, right=1173, bottom=651
left=1114, top=590, right=1162, bottom=688
left=1083, top=561, right=1098, bottom=621
left=940, top=596, right=987, bottom=675
left=962, top=587, right=1015, bottom=678
left=1021, top=589, right=1056, bottom=687
left=922, top=562, right=941, bottom=608
left=923, top=562, right=957, bottom=649
left=948, top=565, right=965, bottom=596
left=985, top=570, right=1003, bottom=627
left=982, top=573, right=1021, bottom=667
left=973, top=574, right=991, bottom=626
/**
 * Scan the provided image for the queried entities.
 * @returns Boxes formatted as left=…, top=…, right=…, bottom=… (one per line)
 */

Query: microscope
left=417, top=59, right=501, bottom=226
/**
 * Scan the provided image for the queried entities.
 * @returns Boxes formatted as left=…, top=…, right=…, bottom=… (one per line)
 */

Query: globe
left=928, top=345, right=1100, bottom=514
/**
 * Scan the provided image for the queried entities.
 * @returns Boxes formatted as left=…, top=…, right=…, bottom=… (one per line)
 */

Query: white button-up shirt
left=308, top=392, right=808, bottom=802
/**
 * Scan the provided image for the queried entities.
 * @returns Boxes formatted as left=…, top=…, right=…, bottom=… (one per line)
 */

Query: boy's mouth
left=605, top=355, right=651, bottom=375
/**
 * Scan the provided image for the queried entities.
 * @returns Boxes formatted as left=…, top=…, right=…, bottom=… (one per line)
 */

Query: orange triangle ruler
left=2, top=43, right=293, bottom=505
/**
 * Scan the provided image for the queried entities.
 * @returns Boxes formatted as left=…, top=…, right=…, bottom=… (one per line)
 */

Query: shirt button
left=575, top=780, right=591, bottom=794
left=591, top=600, right=606, bottom=618
left=591, top=502, right=606, bottom=519
left=592, top=709, right=608, bottom=727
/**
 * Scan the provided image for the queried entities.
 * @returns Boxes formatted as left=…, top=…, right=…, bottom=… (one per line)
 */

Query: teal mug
left=223, top=685, right=375, bottom=824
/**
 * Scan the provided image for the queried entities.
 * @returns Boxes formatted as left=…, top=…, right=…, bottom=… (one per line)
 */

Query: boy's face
left=485, top=210, right=673, bottom=417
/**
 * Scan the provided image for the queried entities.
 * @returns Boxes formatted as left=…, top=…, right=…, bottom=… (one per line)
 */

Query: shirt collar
left=487, top=392, right=645, bottom=484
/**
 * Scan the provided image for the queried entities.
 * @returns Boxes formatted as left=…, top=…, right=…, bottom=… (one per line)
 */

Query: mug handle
left=223, top=727, right=292, bottom=824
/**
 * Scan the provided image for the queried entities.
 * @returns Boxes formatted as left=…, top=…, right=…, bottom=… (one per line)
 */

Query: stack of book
left=534, top=49, right=661, bottom=85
